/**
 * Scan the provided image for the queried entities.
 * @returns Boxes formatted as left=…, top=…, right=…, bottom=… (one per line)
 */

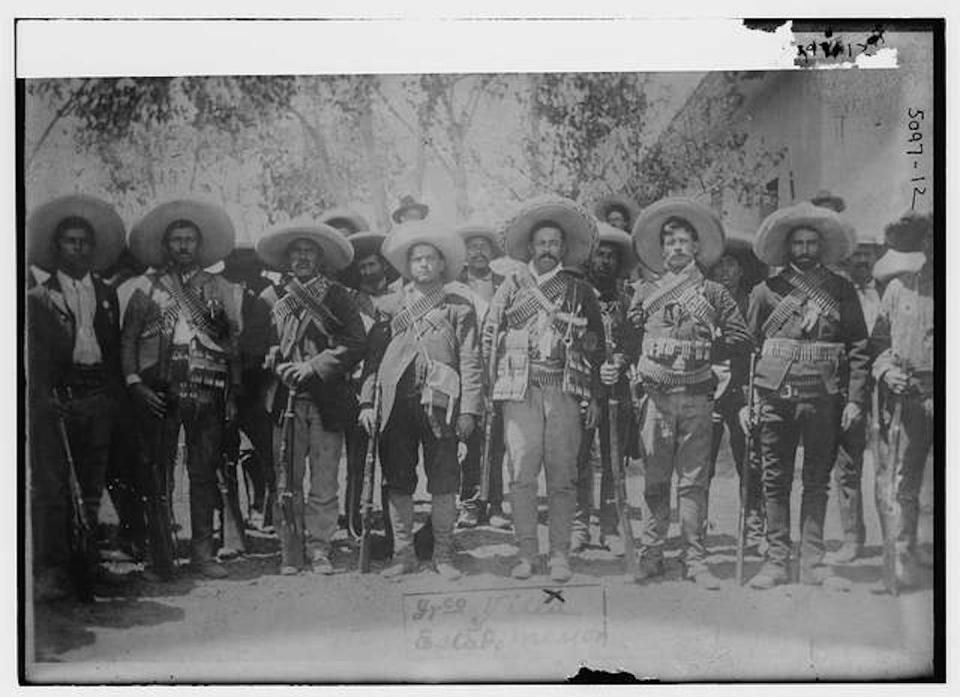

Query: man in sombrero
left=482, top=195, right=604, bottom=582
left=256, top=221, right=366, bottom=575
left=743, top=201, right=870, bottom=591
left=27, top=195, right=126, bottom=599
left=572, top=221, right=641, bottom=556
left=391, top=195, right=429, bottom=225
left=122, top=199, right=241, bottom=580
left=594, top=193, right=641, bottom=233
left=454, top=222, right=509, bottom=529
left=870, top=211, right=934, bottom=591
left=358, top=220, right=482, bottom=581
left=619, top=198, right=753, bottom=589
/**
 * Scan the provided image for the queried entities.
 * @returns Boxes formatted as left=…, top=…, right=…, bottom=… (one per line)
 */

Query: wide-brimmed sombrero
left=129, top=199, right=235, bottom=268
left=27, top=195, right=126, bottom=272
left=391, top=195, right=429, bottom=224
left=320, top=207, right=370, bottom=234
left=256, top=220, right=355, bottom=273
left=753, top=201, right=855, bottom=267
left=456, top=223, right=503, bottom=258
left=347, top=230, right=388, bottom=260
left=596, top=222, right=639, bottom=277
left=502, top=195, right=598, bottom=267
left=593, top=193, right=641, bottom=229
left=809, top=189, right=847, bottom=213
left=381, top=219, right=465, bottom=282
left=632, top=197, right=724, bottom=273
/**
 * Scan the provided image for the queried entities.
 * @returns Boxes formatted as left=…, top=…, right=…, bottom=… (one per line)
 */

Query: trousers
left=874, top=391, right=933, bottom=556
left=503, top=384, right=581, bottom=560
left=639, top=389, right=713, bottom=571
left=831, top=416, right=867, bottom=546
left=574, top=400, right=619, bottom=537
left=757, top=393, right=840, bottom=570
left=272, top=397, right=343, bottom=554
left=137, top=394, right=224, bottom=563
left=380, top=396, right=460, bottom=496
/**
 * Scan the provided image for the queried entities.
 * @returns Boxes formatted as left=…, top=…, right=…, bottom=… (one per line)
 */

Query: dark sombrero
left=27, top=195, right=126, bottom=272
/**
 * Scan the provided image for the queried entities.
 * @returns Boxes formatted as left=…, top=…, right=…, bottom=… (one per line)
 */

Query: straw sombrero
left=456, top=223, right=503, bottom=258
left=391, top=195, right=429, bottom=224
left=593, top=193, right=641, bottom=229
left=753, top=202, right=855, bottom=267
left=596, top=222, right=639, bottom=277
left=632, top=197, right=724, bottom=273
left=129, top=199, right=235, bottom=268
left=256, top=221, right=354, bottom=273
left=381, top=219, right=465, bottom=282
left=320, top=207, right=370, bottom=234
left=502, top=195, right=598, bottom=267
left=27, top=195, right=125, bottom=272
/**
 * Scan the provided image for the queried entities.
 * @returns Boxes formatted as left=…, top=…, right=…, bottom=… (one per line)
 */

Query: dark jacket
left=746, top=265, right=870, bottom=406
left=28, top=272, right=122, bottom=407
left=261, top=277, right=367, bottom=430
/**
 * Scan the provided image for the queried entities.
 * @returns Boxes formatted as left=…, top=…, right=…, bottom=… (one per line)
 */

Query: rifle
left=479, top=321, right=501, bottom=505
left=53, top=389, right=97, bottom=602
left=216, top=419, right=247, bottom=556
left=735, top=352, right=759, bottom=586
left=276, top=389, right=306, bottom=570
left=359, top=380, right=381, bottom=573
left=601, top=313, right=639, bottom=581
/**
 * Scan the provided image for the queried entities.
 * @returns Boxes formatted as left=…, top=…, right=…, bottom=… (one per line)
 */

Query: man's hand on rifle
left=841, top=402, right=863, bottom=431
left=277, top=361, right=313, bottom=388
left=455, top=414, right=476, bottom=441
left=359, top=407, right=376, bottom=437
left=131, top=382, right=166, bottom=418
left=882, top=367, right=909, bottom=394
left=583, top=398, right=600, bottom=430
left=600, top=355, right=625, bottom=387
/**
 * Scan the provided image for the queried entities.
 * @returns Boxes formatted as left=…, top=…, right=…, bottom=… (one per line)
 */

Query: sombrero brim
left=632, top=198, right=724, bottom=273
left=456, top=224, right=504, bottom=257
left=27, top=195, right=126, bottom=272
left=594, top=193, right=641, bottom=227
left=381, top=220, right=465, bottom=282
left=130, top=199, right=235, bottom=268
left=753, top=202, right=855, bottom=267
left=256, top=222, right=355, bottom=273
left=503, top=196, right=598, bottom=267
left=320, top=207, right=370, bottom=233
left=392, top=202, right=429, bottom=224
left=873, top=249, right=926, bottom=284
left=596, top=222, right=639, bottom=276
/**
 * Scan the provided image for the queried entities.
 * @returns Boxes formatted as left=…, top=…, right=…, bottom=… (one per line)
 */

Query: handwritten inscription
left=402, top=583, right=606, bottom=655
left=906, top=107, right=927, bottom=210
left=795, top=25, right=886, bottom=65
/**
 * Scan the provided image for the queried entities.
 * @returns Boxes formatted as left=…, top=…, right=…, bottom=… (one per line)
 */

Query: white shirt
left=57, top=270, right=103, bottom=365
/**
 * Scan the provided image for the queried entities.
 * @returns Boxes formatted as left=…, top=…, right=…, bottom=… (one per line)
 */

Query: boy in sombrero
left=359, top=220, right=482, bottom=581
left=619, top=198, right=753, bottom=589
left=743, top=201, right=870, bottom=591
left=256, top=221, right=367, bottom=575
left=27, top=195, right=126, bottom=598
left=122, top=199, right=241, bottom=580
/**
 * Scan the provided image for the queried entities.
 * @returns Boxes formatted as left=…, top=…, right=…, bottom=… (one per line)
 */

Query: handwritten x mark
left=542, top=588, right=565, bottom=604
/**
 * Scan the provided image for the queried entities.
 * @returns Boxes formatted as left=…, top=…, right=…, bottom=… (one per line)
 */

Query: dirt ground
left=25, top=442, right=936, bottom=684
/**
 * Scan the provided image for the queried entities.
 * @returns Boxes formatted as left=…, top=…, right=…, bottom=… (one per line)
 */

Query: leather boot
left=431, top=493, right=461, bottom=581
left=381, top=492, right=416, bottom=579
